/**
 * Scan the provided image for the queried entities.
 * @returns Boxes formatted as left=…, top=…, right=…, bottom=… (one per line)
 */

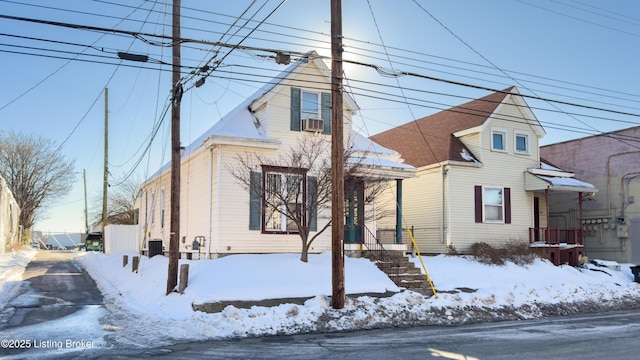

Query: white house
left=136, top=52, right=415, bottom=260
left=0, top=174, right=20, bottom=254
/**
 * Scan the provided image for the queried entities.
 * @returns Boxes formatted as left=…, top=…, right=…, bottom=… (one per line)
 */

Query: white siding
left=379, top=95, right=543, bottom=254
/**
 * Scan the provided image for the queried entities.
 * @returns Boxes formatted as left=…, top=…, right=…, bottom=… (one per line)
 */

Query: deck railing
left=529, top=228, right=584, bottom=245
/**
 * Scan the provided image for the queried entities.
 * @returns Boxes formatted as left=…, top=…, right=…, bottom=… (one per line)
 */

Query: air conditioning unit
left=301, top=118, right=324, bottom=132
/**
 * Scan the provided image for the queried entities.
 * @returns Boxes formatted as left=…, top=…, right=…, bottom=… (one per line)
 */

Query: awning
left=525, top=172, right=598, bottom=193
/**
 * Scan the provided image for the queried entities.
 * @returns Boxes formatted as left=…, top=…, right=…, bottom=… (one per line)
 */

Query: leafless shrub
left=469, top=241, right=538, bottom=266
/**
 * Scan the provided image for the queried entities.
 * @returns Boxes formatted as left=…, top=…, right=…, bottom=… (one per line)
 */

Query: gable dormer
left=290, top=87, right=331, bottom=135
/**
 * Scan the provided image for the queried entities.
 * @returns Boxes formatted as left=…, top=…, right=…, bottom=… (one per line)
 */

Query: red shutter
left=474, top=186, right=482, bottom=223
left=504, top=187, right=511, bottom=224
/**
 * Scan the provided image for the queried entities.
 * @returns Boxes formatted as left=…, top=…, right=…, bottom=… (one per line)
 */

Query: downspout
left=206, top=147, right=213, bottom=259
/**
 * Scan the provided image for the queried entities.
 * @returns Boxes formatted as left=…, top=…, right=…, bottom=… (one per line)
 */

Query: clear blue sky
left=1, top=0, right=639, bottom=233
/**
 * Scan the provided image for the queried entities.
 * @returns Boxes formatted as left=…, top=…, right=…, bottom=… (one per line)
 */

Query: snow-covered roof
left=349, top=132, right=416, bottom=179
left=144, top=53, right=317, bottom=182
left=536, top=175, right=598, bottom=192
left=350, top=132, right=397, bottom=155
left=526, top=161, right=598, bottom=193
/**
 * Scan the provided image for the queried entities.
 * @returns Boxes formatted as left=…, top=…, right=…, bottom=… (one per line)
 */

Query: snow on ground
left=1, top=247, right=640, bottom=351
left=0, top=247, right=36, bottom=308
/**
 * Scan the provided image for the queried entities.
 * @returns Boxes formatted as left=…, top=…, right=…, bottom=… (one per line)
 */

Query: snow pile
left=0, top=247, right=36, bottom=307
left=1, top=248, right=639, bottom=349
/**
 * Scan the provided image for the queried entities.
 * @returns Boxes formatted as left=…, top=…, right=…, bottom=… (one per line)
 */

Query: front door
left=345, top=178, right=365, bottom=244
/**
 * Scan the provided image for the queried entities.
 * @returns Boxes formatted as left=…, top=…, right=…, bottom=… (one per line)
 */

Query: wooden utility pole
left=331, top=0, right=345, bottom=309
left=166, top=0, right=182, bottom=295
left=102, top=88, right=108, bottom=230
left=84, top=169, right=89, bottom=234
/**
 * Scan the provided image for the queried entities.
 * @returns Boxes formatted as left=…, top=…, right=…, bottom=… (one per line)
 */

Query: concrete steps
left=362, top=250, right=433, bottom=296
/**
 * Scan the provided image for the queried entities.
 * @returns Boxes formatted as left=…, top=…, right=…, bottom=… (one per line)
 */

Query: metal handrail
left=361, top=225, right=402, bottom=281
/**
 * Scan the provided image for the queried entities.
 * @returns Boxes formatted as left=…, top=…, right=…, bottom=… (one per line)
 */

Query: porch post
left=347, top=191, right=355, bottom=244
left=579, top=192, right=583, bottom=245
left=545, top=188, right=550, bottom=243
left=396, top=179, right=403, bottom=244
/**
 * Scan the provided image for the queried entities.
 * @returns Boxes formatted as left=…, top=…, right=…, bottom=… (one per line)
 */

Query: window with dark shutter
left=475, top=185, right=511, bottom=224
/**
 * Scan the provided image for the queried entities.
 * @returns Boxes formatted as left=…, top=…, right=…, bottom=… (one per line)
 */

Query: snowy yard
left=1, top=247, right=640, bottom=350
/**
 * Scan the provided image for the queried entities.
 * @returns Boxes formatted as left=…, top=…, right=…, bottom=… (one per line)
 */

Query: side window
left=150, top=192, right=156, bottom=224
left=475, top=186, right=511, bottom=224
left=160, top=189, right=165, bottom=228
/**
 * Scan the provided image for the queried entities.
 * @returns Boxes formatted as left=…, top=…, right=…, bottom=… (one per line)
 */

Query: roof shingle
left=370, top=87, right=515, bottom=168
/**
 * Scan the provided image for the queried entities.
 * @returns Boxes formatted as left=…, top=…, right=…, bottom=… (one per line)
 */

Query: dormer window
left=491, top=128, right=507, bottom=152
left=514, top=131, right=530, bottom=154
left=290, top=87, right=331, bottom=134
left=301, top=92, right=319, bottom=119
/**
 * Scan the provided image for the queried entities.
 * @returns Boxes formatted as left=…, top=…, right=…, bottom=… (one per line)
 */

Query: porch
left=525, top=165, right=598, bottom=267
left=528, top=227, right=585, bottom=266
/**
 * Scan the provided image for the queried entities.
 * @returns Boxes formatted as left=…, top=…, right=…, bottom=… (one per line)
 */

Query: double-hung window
left=264, top=170, right=304, bottom=232
left=160, top=189, right=165, bottom=228
left=301, top=92, right=319, bottom=120
left=474, top=186, right=511, bottom=224
left=483, top=187, right=504, bottom=222
left=249, top=166, right=318, bottom=233
left=290, top=87, right=331, bottom=134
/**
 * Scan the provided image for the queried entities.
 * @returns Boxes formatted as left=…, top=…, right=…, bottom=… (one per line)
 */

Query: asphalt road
left=95, top=309, right=640, bottom=360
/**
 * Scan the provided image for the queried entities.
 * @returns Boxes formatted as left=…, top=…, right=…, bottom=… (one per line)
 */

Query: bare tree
left=89, top=175, right=140, bottom=226
left=0, top=131, right=75, bottom=237
left=229, top=135, right=389, bottom=262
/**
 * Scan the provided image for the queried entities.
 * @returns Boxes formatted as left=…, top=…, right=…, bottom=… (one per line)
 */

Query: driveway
left=0, top=250, right=104, bottom=327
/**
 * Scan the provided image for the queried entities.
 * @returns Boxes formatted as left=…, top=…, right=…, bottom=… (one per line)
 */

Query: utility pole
left=84, top=169, right=89, bottom=234
left=102, top=87, right=108, bottom=231
left=331, top=0, right=345, bottom=309
left=166, top=0, right=182, bottom=295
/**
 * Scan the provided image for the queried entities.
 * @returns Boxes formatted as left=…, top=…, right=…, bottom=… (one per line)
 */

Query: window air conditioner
left=301, top=118, right=324, bottom=132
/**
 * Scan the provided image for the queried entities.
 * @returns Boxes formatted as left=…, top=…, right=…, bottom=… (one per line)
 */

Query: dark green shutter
left=291, top=87, right=301, bottom=131
left=308, top=176, right=318, bottom=231
left=321, top=92, right=331, bottom=134
left=249, top=172, right=262, bottom=230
